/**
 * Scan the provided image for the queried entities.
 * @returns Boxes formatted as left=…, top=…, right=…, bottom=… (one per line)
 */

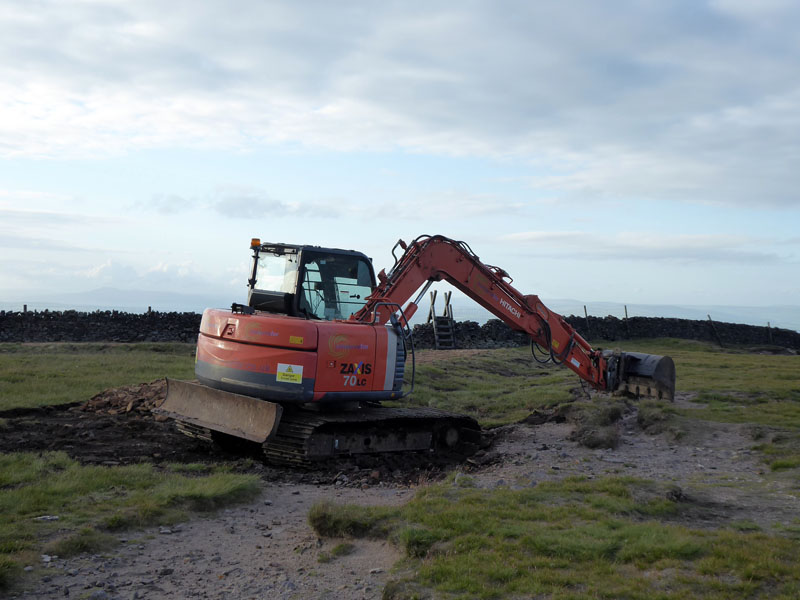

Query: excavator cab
left=247, top=240, right=376, bottom=320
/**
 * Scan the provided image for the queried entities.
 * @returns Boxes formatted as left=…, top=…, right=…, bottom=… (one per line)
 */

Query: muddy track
left=0, top=399, right=475, bottom=487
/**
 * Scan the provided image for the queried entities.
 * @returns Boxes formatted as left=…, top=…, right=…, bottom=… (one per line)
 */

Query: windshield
left=252, top=248, right=299, bottom=293
left=298, top=251, right=373, bottom=320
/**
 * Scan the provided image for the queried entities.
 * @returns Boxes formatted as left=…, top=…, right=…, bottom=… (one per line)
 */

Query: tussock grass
left=0, top=342, right=196, bottom=411
left=317, top=542, right=355, bottom=563
left=308, top=501, right=395, bottom=538
left=0, top=556, right=18, bottom=589
left=0, top=452, right=260, bottom=590
left=310, top=476, right=800, bottom=599
left=44, top=527, right=116, bottom=557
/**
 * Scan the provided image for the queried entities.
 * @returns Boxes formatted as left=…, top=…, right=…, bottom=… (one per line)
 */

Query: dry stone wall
left=1, top=310, right=798, bottom=350
left=0, top=310, right=202, bottom=343
left=411, top=316, right=800, bottom=351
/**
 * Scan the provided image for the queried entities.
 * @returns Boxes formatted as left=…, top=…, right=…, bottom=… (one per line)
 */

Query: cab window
left=299, top=253, right=373, bottom=320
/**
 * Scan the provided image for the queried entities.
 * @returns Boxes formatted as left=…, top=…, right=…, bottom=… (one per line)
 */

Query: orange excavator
left=158, top=235, right=675, bottom=464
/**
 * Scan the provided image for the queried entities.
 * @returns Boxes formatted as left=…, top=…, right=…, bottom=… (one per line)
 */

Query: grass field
left=0, top=342, right=196, bottom=411
left=2, top=338, right=799, bottom=595
left=401, top=346, right=577, bottom=426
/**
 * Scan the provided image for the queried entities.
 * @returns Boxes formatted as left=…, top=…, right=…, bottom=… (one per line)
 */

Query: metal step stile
left=428, top=290, right=457, bottom=350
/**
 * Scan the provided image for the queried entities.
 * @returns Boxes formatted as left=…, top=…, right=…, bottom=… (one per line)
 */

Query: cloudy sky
left=1, top=0, right=798, bottom=315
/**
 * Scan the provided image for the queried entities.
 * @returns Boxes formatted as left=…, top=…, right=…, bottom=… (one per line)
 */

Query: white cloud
left=1, top=1, right=799, bottom=209
left=503, top=231, right=786, bottom=264
left=135, top=186, right=347, bottom=219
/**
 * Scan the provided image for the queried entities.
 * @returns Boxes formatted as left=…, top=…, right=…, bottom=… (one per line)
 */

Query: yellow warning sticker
left=552, top=339, right=560, bottom=349
left=276, top=363, right=303, bottom=384
left=289, top=336, right=304, bottom=345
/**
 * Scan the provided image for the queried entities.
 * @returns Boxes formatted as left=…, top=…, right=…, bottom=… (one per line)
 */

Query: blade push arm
left=352, top=235, right=674, bottom=399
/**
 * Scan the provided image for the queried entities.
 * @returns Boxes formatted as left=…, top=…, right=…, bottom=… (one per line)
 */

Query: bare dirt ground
left=4, top=390, right=800, bottom=599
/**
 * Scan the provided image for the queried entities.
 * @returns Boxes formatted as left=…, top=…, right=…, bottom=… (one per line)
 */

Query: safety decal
left=570, top=358, right=581, bottom=369
left=289, top=336, right=304, bottom=345
left=276, top=363, right=303, bottom=384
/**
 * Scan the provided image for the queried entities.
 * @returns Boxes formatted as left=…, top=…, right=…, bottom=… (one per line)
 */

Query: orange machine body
left=195, top=308, right=404, bottom=404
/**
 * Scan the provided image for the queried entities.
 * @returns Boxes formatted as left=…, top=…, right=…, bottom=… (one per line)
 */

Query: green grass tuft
left=44, top=527, right=116, bottom=557
left=308, top=501, right=395, bottom=538
left=0, top=556, right=19, bottom=590
left=318, top=542, right=356, bottom=563
left=770, top=457, right=800, bottom=471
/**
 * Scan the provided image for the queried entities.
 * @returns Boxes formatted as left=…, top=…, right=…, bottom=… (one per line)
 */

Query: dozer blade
left=156, top=379, right=283, bottom=443
left=609, top=351, right=676, bottom=401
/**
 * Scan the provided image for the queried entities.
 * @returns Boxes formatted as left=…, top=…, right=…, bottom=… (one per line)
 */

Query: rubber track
left=261, top=405, right=481, bottom=467
left=172, top=406, right=482, bottom=467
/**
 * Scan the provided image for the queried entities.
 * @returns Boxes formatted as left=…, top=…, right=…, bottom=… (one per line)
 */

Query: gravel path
left=18, top=484, right=411, bottom=600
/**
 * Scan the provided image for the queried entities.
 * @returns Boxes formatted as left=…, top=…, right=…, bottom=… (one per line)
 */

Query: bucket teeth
left=606, top=351, right=676, bottom=401
left=615, top=375, right=675, bottom=401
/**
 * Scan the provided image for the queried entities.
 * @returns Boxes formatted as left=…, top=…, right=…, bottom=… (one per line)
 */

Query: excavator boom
left=353, top=235, right=675, bottom=400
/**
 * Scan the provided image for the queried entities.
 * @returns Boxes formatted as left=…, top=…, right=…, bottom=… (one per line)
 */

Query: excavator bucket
left=156, top=379, right=283, bottom=443
left=610, top=351, right=676, bottom=401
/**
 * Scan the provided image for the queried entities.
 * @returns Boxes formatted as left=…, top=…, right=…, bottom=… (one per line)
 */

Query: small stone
left=88, top=591, right=110, bottom=600
left=24, top=565, right=34, bottom=572
left=68, top=569, right=79, bottom=577
left=369, top=568, right=383, bottom=574
left=41, top=554, right=52, bottom=563
left=263, top=500, right=273, bottom=506
left=158, top=567, right=174, bottom=577
left=159, top=527, right=172, bottom=535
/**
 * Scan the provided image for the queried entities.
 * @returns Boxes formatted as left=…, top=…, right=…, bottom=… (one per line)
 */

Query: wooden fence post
left=624, top=305, right=630, bottom=338
left=707, top=314, right=724, bottom=348
left=583, top=305, right=591, bottom=339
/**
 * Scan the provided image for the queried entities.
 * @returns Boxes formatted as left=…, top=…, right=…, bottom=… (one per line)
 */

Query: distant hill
left=0, top=286, right=239, bottom=315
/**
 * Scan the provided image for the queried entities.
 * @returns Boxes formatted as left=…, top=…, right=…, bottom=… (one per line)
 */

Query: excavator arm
left=352, top=235, right=675, bottom=400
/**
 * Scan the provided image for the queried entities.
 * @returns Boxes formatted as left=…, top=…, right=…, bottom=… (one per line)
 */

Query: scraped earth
left=3, top=382, right=800, bottom=599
